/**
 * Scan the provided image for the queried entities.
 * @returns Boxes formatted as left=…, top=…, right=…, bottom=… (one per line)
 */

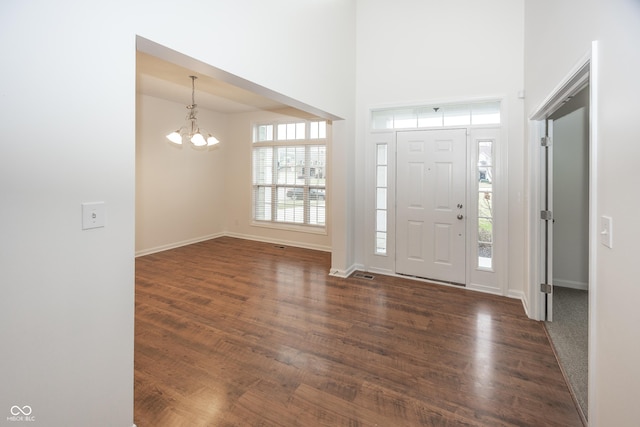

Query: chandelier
left=166, top=75, right=220, bottom=147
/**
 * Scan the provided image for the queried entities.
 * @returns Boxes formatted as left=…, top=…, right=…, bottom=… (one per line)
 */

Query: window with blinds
left=252, top=121, right=327, bottom=228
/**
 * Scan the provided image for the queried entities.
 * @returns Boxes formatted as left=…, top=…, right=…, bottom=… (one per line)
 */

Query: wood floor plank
left=135, top=237, right=582, bottom=426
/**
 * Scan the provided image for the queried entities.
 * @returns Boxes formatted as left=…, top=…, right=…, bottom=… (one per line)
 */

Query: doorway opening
left=529, top=44, right=597, bottom=424
left=546, top=86, right=590, bottom=420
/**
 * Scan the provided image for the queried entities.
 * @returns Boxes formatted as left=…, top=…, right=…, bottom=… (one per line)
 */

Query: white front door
left=396, top=129, right=467, bottom=284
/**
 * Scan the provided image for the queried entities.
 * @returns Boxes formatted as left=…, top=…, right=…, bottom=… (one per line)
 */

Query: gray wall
left=552, top=87, right=590, bottom=289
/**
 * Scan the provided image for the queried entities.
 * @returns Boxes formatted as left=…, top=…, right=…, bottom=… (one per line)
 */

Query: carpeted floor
left=545, top=286, right=588, bottom=419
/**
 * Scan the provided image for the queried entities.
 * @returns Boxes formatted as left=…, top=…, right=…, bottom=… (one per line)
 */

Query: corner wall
left=136, top=95, right=227, bottom=255
left=0, top=1, right=356, bottom=425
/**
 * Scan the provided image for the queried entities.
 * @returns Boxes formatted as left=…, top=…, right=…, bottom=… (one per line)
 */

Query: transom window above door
left=371, top=101, right=501, bottom=130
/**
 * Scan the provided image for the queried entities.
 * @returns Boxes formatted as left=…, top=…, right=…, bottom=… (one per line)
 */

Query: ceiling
left=136, top=51, right=292, bottom=114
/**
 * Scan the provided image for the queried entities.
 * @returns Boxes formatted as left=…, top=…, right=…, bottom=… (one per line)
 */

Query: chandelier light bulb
left=166, top=131, right=183, bottom=145
left=190, top=132, right=207, bottom=147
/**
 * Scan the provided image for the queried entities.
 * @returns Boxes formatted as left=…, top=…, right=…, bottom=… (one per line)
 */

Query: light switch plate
left=600, top=215, right=613, bottom=248
left=82, top=202, right=106, bottom=230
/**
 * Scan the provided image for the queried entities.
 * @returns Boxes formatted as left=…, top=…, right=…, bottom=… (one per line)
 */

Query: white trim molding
left=135, top=233, right=225, bottom=257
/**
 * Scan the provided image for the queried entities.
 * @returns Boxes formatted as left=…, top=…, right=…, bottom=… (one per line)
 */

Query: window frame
left=252, top=120, right=328, bottom=233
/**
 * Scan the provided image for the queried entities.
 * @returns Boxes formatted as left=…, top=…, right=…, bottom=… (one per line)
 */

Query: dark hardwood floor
left=134, top=237, right=582, bottom=426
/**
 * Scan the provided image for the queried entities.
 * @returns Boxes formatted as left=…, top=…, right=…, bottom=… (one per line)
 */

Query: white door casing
left=541, top=121, right=554, bottom=321
left=396, top=129, right=467, bottom=284
left=529, top=51, right=592, bottom=321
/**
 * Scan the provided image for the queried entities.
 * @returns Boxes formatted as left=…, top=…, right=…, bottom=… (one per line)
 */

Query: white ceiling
left=136, top=51, right=290, bottom=114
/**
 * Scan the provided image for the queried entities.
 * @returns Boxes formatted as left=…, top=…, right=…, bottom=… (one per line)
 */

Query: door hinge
left=541, top=136, right=552, bottom=147
left=540, top=210, right=553, bottom=221
left=540, top=283, right=553, bottom=294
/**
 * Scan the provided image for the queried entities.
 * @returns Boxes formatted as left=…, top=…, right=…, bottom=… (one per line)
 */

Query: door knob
left=457, top=214, right=464, bottom=220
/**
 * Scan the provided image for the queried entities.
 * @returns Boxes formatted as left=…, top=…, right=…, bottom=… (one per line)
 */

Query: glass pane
left=478, top=218, right=493, bottom=243
left=309, top=145, right=326, bottom=186
left=310, top=122, right=318, bottom=139
left=417, top=107, right=443, bottom=127
left=479, top=166, right=493, bottom=185
left=296, top=122, right=305, bottom=139
left=478, top=243, right=493, bottom=269
left=472, top=102, right=501, bottom=125
left=376, top=188, right=387, bottom=210
left=278, top=187, right=304, bottom=223
left=443, top=104, right=471, bottom=126
left=277, top=123, right=287, bottom=140
left=255, top=124, right=273, bottom=142
left=478, top=140, right=493, bottom=166
left=393, top=109, right=417, bottom=129
left=318, top=121, right=327, bottom=139
left=376, top=210, right=387, bottom=232
left=376, top=232, right=387, bottom=254
left=287, top=123, right=296, bottom=140
left=377, top=144, right=387, bottom=166
left=276, top=146, right=305, bottom=185
left=478, top=168, right=492, bottom=184
left=371, top=110, right=394, bottom=130
left=309, top=195, right=326, bottom=226
left=254, top=186, right=272, bottom=221
left=478, top=191, right=493, bottom=217
left=376, top=165, right=387, bottom=187
left=253, top=147, right=273, bottom=185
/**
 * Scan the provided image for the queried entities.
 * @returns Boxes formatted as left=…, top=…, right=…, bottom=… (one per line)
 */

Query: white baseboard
left=135, top=233, right=224, bottom=257
left=224, top=232, right=332, bottom=253
left=506, top=289, right=531, bottom=317
left=366, top=266, right=396, bottom=277
left=136, top=232, right=332, bottom=258
left=329, top=263, right=359, bottom=278
left=508, top=289, right=525, bottom=301
left=553, top=278, right=589, bottom=291
left=467, top=282, right=503, bottom=296
left=520, top=293, right=533, bottom=319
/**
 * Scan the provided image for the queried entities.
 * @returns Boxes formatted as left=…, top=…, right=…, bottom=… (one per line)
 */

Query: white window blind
left=252, top=121, right=327, bottom=228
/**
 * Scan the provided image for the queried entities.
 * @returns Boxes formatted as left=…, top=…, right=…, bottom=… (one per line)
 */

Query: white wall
left=0, top=1, right=356, bottom=425
left=136, top=95, right=227, bottom=255
left=355, top=0, right=526, bottom=297
left=551, top=88, right=589, bottom=289
left=525, top=0, right=640, bottom=424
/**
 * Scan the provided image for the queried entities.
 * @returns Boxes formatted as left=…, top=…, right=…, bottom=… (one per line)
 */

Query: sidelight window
left=477, top=139, right=493, bottom=269
left=375, top=144, right=388, bottom=254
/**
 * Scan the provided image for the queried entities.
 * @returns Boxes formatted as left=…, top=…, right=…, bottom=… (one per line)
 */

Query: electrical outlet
left=600, top=215, right=613, bottom=248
